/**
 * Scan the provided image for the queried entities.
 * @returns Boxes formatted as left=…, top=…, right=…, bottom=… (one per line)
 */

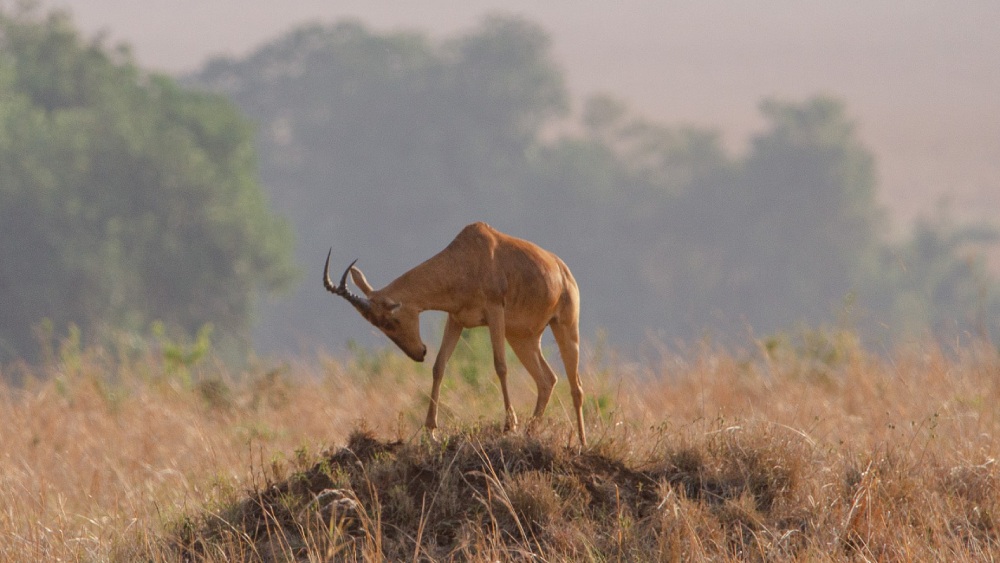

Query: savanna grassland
left=2, top=330, right=999, bottom=561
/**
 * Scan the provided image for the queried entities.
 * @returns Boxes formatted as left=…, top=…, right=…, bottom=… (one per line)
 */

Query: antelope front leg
left=425, top=316, right=463, bottom=438
left=486, top=307, right=517, bottom=432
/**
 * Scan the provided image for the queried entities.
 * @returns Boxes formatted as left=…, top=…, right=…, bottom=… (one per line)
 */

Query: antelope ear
left=349, top=266, right=375, bottom=296
left=386, top=300, right=402, bottom=315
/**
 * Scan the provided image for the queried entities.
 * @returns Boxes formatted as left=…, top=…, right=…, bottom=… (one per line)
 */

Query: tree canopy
left=0, top=8, right=295, bottom=362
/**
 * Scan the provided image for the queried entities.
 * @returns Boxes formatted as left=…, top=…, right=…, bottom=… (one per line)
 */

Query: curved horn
left=323, top=250, right=374, bottom=319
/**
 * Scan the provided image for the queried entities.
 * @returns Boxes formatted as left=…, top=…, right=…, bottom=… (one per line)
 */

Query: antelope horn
left=323, top=250, right=374, bottom=318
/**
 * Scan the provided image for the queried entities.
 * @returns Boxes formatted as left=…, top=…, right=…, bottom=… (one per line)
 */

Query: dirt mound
left=169, top=424, right=809, bottom=561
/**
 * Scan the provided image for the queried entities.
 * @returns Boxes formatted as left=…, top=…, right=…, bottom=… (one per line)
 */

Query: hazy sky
left=36, top=0, right=1000, bottom=228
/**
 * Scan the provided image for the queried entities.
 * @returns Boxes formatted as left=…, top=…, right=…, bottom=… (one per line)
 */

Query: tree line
left=1, top=8, right=997, bottom=363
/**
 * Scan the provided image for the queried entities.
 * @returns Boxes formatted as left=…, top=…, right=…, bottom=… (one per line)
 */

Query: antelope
left=324, top=222, right=586, bottom=446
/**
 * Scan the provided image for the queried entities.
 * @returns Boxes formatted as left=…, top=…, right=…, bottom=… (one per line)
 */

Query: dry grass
left=1, top=331, right=999, bottom=561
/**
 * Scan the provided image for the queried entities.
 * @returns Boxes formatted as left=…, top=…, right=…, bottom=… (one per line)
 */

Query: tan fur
left=328, top=222, right=586, bottom=446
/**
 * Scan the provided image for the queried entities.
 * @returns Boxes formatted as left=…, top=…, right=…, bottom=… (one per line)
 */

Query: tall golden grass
left=1, top=330, right=998, bottom=560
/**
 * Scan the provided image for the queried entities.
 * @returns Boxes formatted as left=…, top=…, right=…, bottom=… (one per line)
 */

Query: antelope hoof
left=503, top=414, right=519, bottom=433
left=525, top=416, right=542, bottom=437
left=424, top=426, right=440, bottom=443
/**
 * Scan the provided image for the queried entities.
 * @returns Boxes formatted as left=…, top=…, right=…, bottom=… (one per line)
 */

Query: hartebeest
left=324, top=222, right=586, bottom=446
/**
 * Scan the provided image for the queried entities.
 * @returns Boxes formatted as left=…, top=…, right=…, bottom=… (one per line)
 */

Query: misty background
left=1, top=1, right=998, bottom=363
left=45, top=0, right=1000, bottom=227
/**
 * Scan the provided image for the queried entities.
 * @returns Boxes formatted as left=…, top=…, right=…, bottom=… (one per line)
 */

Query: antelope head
left=323, top=250, right=427, bottom=362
